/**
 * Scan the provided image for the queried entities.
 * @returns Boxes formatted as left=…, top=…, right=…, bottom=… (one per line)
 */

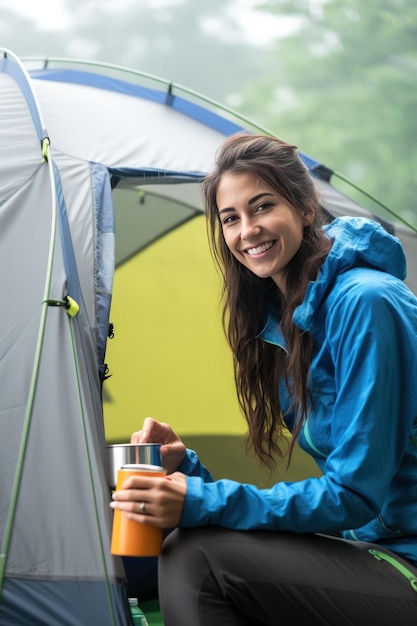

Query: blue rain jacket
left=179, top=216, right=417, bottom=566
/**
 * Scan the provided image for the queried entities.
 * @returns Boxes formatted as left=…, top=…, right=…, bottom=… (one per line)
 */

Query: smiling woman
left=203, top=133, right=332, bottom=461
left=111, top=133, right=417, bottom=625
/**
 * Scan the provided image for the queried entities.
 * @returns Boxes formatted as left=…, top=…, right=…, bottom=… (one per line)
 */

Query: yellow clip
left=65, top=296, right=79, bottom=318
left=41, top=137, right=50, bottom=162
left=138, top=189, right=146, bottom=205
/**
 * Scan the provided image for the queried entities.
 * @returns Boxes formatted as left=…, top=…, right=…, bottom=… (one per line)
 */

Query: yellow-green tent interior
left=104, top=200, right=321, bottom=487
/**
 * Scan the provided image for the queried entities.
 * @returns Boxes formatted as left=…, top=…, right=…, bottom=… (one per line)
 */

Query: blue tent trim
left=29, top=66, right=327, bottom=177
left=108, top=167, right=206, bottom=182
left=29, top=67, right=244, bottom=137
left=1, top=52, right=45, bottom=141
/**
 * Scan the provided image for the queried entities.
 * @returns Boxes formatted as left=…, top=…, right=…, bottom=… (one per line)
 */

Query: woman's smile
left=245, top=240, right=276, bottom=256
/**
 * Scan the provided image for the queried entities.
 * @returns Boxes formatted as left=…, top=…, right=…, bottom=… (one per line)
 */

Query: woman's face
left=216, top=171, right=305, bottom=292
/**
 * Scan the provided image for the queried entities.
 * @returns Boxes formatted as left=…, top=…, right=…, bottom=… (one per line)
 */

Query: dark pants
left=122, top=555, right=159, bottom=601
left=159, top=527, right=417, bottom=625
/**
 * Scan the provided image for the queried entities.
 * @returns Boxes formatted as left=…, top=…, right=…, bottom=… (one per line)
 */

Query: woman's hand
left=110, top=471, right=187, bottom=529
left=131, top=417, right=187, bottom=474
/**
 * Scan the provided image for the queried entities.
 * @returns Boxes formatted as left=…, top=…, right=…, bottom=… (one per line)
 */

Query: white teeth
left=246, top=241, right=274, bottom=255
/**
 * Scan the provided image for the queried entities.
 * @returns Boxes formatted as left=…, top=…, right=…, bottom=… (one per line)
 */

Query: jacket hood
left=293, top=216, right=407, bottom=331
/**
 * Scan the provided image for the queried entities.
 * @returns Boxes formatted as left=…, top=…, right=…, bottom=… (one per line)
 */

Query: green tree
left=237, top=0, right=417, bottom=226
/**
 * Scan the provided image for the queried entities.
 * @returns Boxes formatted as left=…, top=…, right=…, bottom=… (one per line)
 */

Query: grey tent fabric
left=0, top=51, right=130, bottom=626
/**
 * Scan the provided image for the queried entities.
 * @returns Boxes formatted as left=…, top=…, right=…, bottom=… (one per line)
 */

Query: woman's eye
left=256, top=203, right=271, bottom=212
left=222, top=214, right=237, bottom=225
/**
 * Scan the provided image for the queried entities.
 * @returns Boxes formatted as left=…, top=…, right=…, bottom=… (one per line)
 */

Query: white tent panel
left=31, top=78, right=225, bottom=173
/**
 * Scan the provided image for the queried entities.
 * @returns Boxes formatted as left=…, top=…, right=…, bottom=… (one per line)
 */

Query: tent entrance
left=111, top=181, right=203, bottom=267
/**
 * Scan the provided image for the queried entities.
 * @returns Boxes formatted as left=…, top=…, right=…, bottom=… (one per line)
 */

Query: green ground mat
left=140, top=598, right=163, bottom=626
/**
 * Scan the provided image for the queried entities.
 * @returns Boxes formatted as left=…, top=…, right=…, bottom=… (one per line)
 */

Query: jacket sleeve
left=180, top=276, right=417, bottom=532
left=178, top=448, right=214, bottom=482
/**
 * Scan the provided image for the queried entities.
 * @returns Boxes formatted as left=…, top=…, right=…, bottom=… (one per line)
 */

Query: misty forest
left=1, top=0, right=415, bottom=227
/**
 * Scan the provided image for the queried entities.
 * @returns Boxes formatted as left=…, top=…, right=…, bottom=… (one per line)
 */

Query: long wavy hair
left=202, top=133, right=332, bottom=469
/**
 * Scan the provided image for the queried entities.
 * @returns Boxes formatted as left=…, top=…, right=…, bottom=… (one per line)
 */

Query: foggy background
left=1, top=0, right=416, bottom=226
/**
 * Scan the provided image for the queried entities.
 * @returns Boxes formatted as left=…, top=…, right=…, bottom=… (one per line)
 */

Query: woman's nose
left=241, top=217, right=261, bottom=240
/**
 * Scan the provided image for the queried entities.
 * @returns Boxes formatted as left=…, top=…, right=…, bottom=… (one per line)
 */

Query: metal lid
left=106, top=443, right=161, bottom=448
left=121, top=463, right=164, bottom=472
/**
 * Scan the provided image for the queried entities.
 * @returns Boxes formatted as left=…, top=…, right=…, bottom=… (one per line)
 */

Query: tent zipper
left=369, top=549, right=417, bottom=592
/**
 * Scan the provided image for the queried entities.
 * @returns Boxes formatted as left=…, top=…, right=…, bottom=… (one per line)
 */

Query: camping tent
left=1, top=48, right=416, bottom=625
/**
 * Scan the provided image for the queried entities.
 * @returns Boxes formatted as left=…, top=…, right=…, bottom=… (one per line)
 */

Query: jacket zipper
left=369, top=548, right=417, bottom=592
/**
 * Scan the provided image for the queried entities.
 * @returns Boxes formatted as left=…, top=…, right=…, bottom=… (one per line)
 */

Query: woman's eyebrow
left=218, top=206, right=235, bottom=216
left=248, top=192, right=274, bottom=205
left=218, top=192, right=274, bottom=215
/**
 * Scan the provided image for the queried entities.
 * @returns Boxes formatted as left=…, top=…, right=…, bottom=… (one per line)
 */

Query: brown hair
left=202, top=133, right=332, bottom=469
